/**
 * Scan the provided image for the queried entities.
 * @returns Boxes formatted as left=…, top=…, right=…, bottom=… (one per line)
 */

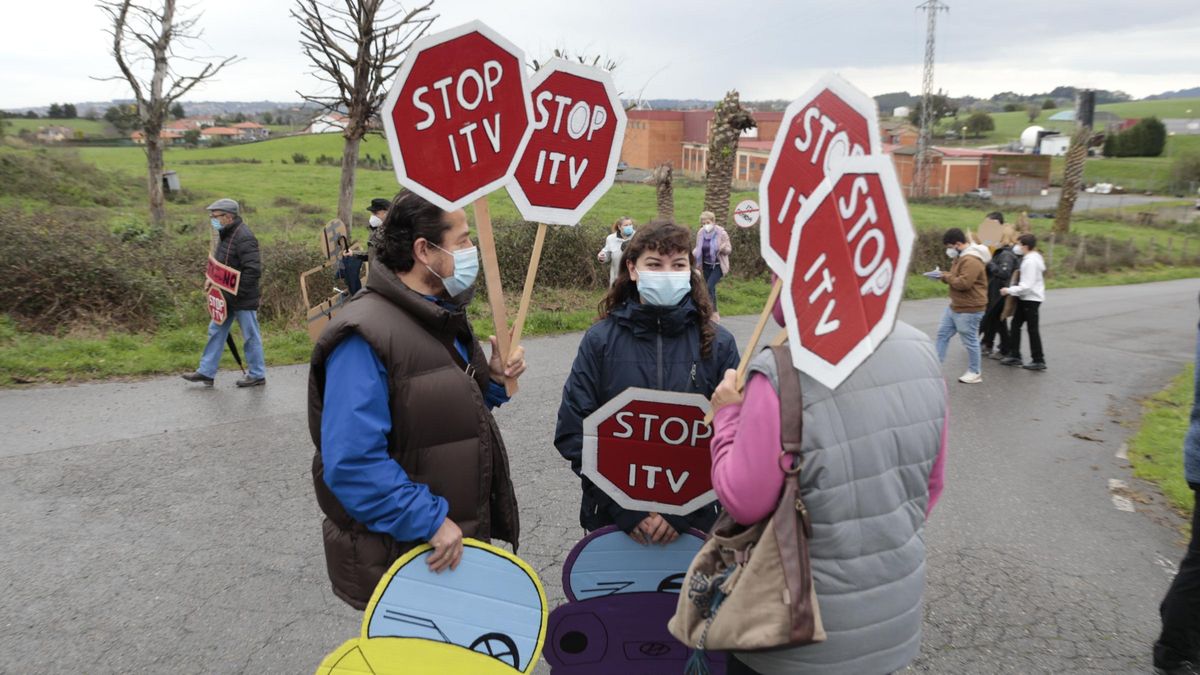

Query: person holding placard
left=981, top=225, right=1020, bottom=359
left=692, top=211, right=732, bottom=317
left=557, top=221, right=739, bottom=544
left=181, top=198, right=266, bottom=388
left=704, top=306, right=947, bottom=675
left=308, top=190, right=528, bottom=610
left=597, top=216, right=635, bottom=286
left=933, top=227, right=990, bottom=384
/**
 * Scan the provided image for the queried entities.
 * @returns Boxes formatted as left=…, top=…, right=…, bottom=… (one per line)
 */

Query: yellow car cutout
left=318, top=540, right=548, bottom=675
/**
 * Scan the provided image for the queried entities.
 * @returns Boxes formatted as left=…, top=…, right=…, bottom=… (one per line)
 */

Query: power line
left=914, top=0, right=948, bottom=198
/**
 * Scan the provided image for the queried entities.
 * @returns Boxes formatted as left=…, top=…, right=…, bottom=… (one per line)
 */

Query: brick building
left=623, top=109, right=785, bottom=179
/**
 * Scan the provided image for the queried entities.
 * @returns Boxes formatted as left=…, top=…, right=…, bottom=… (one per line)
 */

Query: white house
left=1039, top=135, right=1071, bottom=156
left=305, top=112, right=348, bottom=134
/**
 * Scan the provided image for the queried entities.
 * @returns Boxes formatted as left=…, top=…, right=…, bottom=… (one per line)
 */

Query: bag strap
left=768, top=345, right=818, bottom=643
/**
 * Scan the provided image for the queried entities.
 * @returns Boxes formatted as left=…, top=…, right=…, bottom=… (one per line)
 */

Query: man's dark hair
left=987, top=211, right=1004, bottom=224
left=375, top=190, right=451, bottom=272
left=1018, top=233, right=1037, bottom=249
left=942, top=228, right=967, bottom=245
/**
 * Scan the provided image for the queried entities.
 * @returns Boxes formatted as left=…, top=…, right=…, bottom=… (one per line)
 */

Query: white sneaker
left=958, top=371, right=982, bottom=384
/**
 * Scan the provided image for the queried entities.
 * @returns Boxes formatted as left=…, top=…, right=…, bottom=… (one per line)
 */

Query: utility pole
left=914, top=0, right=948, bottom=198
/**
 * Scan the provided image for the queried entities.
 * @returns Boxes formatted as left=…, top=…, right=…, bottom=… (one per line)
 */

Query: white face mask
left=703, top=222, right=714, bottom=232
left=369, top=215, right=383, bottom=229
left=1012, top=244, right=1026, bottom=256
left=946, top=247, right=960, bottom=259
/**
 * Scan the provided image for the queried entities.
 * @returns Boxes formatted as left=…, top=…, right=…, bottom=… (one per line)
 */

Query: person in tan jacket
left=933, top=227, right=990, bottom=383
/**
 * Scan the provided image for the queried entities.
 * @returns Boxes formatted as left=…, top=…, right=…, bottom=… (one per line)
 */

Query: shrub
left=1104, top=117, right=1167, bottom=157
left=0, top=149, right=138, bottom=206
left=291, top=153, right=309, bottom=164
left=490, top=218, right=604, bottom=291
left=1170, top=152, right=1200, bottom=193
left=257, top=239, right=324, bottom=327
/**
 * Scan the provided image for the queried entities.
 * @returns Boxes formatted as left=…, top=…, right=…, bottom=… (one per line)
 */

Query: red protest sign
left=507, top=59, right=627, bottom=225
left=382, top=20, right=532, bottom=212
left=206, top=286, right=227, bottom=324
left=760, top=73, right=881, bottom=276
left=780, top=156, right=914, bottom=389
left=206, top=256, right=240, bottom=295
left=582, top=388, right=715, bottom=516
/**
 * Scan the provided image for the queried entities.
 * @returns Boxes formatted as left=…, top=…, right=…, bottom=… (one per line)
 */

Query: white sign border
left=758, top=72, right=883, bottom=276
left=779, top=155, right=914, bottom=390
left=733, top=198, right=760, bottom=228
left=381, top=19, right=534, bottom=212
left=581, top=387, right=716, bottom=517
left=505, top=59, right=628, bottom=226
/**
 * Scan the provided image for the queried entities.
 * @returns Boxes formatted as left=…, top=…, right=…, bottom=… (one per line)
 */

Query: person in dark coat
left=555, top=221, right=739, bottom=543
left=981, top=225, right=1020, bottom=359
left=182, top=198, right=266, bottom=387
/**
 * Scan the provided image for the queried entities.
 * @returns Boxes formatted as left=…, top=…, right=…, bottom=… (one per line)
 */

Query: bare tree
left=293, top=0, right=436, bottom=229
left=97, top=0, right=238, bottom=228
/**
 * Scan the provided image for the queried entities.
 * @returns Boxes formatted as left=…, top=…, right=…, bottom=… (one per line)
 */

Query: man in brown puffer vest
left=308, top=191, right=527, bottom=610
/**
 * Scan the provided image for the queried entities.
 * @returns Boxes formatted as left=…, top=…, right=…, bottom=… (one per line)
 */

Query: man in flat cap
left=182, top=198, right=267, bottom=387
left=366, top=197, right=390, bottom=252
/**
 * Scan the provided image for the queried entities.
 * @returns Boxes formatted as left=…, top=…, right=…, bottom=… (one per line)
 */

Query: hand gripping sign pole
left=506, top=59, right=627, bottom=358
left=382, top=20, right=534, bottom=396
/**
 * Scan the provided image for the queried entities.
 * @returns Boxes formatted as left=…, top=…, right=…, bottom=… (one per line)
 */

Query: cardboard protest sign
left=205, top=256, right=240, bottom=295
left=206, top=287, right=227, bottom=325
left=779, top=155, right=915, bottom=389
left=507, top=59, right=627, bottom=225
left=317, top=540, right=548, bottom=675
left=581, top=388, right=716, bottom=516
left=382, top=20, right=532, bottom=212
left=544, top=526, right=724, bottom=674
left=977, top=218, right=1003, bottom=248
left=321, top=220, right=351, bottom=260
left=759, top=73, right=882, bottom=276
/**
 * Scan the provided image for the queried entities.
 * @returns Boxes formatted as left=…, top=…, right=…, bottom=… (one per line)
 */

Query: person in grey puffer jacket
left=708, top=316, right=948, bottom=675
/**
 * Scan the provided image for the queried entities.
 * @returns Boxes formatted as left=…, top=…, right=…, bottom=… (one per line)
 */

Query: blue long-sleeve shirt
left=321, top=332, right=509, bottom=542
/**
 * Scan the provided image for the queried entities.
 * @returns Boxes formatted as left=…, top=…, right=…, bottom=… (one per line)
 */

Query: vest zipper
left=690, top=363, right=698, bottom=391
left=656, top=318, right=664, bottom=389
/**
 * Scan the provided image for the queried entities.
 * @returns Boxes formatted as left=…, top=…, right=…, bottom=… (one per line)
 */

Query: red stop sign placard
left=780, top=156, right=914, bottom=389
left=206, top=286, right=227, bottom=325
left=507, top=60, right=627, bottom=225
left=760, top=73, right=881, bottom=276
left=382, top=21, right=532, bottom=211
left=582, top=388, right=715, bottom=516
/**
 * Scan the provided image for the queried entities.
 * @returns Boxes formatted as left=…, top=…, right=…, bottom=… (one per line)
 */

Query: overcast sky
left=4, top=0, right=1199, bottom=109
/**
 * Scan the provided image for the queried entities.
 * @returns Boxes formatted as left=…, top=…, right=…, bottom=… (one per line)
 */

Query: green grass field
left=1129, top=364, right=1196, bottom=516
left=3, top=118, right=115, bottom=138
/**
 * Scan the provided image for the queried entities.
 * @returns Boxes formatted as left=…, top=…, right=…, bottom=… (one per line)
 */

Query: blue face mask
left=637, top=270, right=692, bottom=307
left=210, top=218, right=222, bottom=230
left=622, top=225, right=634, bottom=237
left=428, top=243, right=480, bottom=297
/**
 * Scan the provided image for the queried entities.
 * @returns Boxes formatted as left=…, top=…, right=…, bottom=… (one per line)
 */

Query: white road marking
left=1108, top=478, right=1128, bottom=491
left=1157, top=555, right=1180, bottom=580
left=1116, top=443, right=1128, bottom=460
left=1111, top=495, right=1136, bottom=512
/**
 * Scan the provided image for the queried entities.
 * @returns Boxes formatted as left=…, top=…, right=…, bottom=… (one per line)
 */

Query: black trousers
left=980, top=298, right=1011, bottom=354
left=1009, top=299, right=1044, bottom=363
left=1156, top=487, right=1200, bottom=668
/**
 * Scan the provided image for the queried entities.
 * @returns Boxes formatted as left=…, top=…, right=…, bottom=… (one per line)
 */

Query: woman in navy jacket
left=555, top=221, right=739, bottom=543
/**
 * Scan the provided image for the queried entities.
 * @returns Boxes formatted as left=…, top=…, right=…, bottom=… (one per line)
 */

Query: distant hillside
left=1147, top=87, right=1200, bottom=100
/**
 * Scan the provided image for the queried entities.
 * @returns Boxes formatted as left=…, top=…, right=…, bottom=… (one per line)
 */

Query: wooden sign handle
left=473, top=196, right=518, bottom=397
left=509, top=222, right=548, bottom=358
left=703, top=278, right=783, bottom=425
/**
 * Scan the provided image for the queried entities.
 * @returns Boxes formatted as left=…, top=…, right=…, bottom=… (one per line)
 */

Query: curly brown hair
left=599, top=220, right=717, bottom=357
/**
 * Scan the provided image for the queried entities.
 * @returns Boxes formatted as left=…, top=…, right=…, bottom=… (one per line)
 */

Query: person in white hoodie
left=1000, top=233, right=1047, bottom=371
left=597, top=216, right=635, bottom=286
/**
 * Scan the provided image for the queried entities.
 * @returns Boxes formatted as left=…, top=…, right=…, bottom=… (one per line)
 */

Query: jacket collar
left=365, top=259, right=471, bottom=339
left=610, top=297, right=698, bottom=339
left=218, top=217, right=244, bottom=239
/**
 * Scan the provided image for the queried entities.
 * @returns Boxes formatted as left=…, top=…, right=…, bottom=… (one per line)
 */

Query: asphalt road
left=1, top=279, right=1197, bottom=674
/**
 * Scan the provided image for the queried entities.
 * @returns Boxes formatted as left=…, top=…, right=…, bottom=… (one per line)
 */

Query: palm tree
left=702, top=90, right=757, bottom=225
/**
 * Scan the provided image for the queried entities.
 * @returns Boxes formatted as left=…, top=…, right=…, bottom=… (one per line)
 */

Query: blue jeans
left=935, top=307, right=983, bottom=374
left=198, top=310, right=266, bottom=379
left=703, top=263, right=723, bottom=312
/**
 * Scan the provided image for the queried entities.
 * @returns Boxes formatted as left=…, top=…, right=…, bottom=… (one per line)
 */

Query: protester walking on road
left=557, top=221, right=739, bottom=544
left=704, top=311, right=947, bottom=675
left=182, top=199, right=266, bottom=388
left=307, top=190, right=528, bottom=610
left=693, top=211, right=731, bottom=318
left=981, top=225, right=1020, bottom=359
left=1154, top=292, right=1200, bottom=675
left=597, top=216, right=635, bottom=286
left=934, top=227, right=990, bottom=383
left=1001, top=233, right=1048, bottom=371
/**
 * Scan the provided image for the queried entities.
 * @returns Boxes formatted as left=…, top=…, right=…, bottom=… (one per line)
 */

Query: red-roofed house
left=130, top=130, right=186, bottom=145
left=232, top=121, right=269, bottom=141
left=199, top=126, right=241, bottom=142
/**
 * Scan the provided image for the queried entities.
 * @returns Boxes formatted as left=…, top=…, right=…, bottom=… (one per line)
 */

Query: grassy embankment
left=2, top=136, right=1199, bottom=385
left=1129, top=365, right=1196, bottom=516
